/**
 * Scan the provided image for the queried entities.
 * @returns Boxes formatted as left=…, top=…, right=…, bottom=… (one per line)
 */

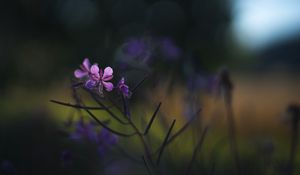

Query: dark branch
left=167, top=108, right=202, bottom=145
left=151, top=108, right=201, bottom=156
left=85, top=109, right=136, bottom=137
left=131, top=75, right=148, bottom=95
left=185, top=126, right=209, bottom=175
left=87, top=90, right=129, bottom=125
left=50, top=100, right=108, bottom=110
left=156, top=119, right=176, bottom=165
left=144, top=102, right=162, bottom=135
left=142, top=156, right=152, bottom=175
left=122, top=95, right=131, bottom=118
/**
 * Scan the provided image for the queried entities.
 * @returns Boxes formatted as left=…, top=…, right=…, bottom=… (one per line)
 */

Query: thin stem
left=131, top=75, right=148, bottom=95
left=121, top=98, right=160, bottom=173
left=129, top=119, right=155, bottom=162
left=166, top=109, right=201, bottom=145
left=71, top=85, right=85, bottom=117
left=50, top=100, right=108, bottom=110
left=288, top=105, right=300, bottom=175
left=142, top=156, right=152, bottom=175
left=82, top=85, right=161, bottom=173
left=151, top=109, right=201, bottom=156
left=224, top=93, right=241, bottom=175
left=185, top=126, right=208, bottom=175
left=220, top=69, right=242, bottom=175
left=105, top=95, right=125, bottom=116
left=87, top=90, right=129, bottom=125
left=157, top=119, right=176, bottom=165
left=122, top=95, right=130, bottom=118
left=84, top=109, right=136, bottom=137
left=289, top=126, right=298, bottom=175
left=144, top=102, right=162, bottom=135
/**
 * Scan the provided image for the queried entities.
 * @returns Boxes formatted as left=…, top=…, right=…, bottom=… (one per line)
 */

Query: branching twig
left=151, top=109, right=201, bottom=155
left=50, top=100, right=108, bottom=110
left=142, top=156, right=152, bottom=175
left=167, top=108, right=201, bottom=145
left=85, top=109, right=136, bottom=137
left=87, top=90, right=129, bottom=125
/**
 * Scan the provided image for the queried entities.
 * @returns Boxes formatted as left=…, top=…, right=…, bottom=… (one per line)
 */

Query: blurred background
left=0, top=0, right=299, bottom=174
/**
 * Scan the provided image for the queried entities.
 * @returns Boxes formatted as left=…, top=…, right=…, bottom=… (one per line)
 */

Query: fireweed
left=74, top=58, right=114, bottom=96
left=116, top=37, right=181, bottom=72
left=51, top=59, right=300, bottom=175
left=51, top=58, right=206, bottom=174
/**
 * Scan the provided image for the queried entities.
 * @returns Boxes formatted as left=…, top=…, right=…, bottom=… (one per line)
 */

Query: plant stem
left=224, top=95, right=241, bottom=175
left=185, top=126, right=208, bottom=175
left=220, top=69, right=242, bottom=175
left=288, top=105, right=300, bottom=175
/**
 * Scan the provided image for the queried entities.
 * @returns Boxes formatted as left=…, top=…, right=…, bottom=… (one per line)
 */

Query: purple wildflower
left=74, top=58, right=90, bottom=78
left=97, top=128, right=118, bottom=145
left=69, top=119, right=118, bottom=157
left=117, top=77, right=131, bottom=98
left=123, top=38, right=147, bottom=58
left=97, top=128, right=118, bottom=157
left=159, top=38, right=181, bottom=60
left=74, top=58, right=100, bottom=89
left=89, top=64, right=114, bottom=95
left=74, top=58, right=114, bottom=94
left=69, top=119, right=98, bottom=142
left=121, top=37, right=153, bottom=64
left=99, top=66, right=114, bottom=92
left=85, top=79, right=98, bottom=90
left=74, top=58, right=92, bottom=78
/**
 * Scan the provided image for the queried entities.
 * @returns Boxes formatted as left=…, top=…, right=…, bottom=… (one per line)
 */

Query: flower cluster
left=70, top=118, right=118, bottom=157
left=74, top=58, right=130, bottom=97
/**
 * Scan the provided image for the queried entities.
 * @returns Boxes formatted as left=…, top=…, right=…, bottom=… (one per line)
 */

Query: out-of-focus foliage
left=0, top=0, right=233, bottom=90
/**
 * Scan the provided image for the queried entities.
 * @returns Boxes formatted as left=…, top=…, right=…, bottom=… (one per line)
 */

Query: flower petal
left=74, top=69, right=88, bottom=78
left=85, top=79, right=97, bottom=89
left=82, top=58, right=91, bottom=71
left=103, top=81, right=114, bottom=91
left=102, top=67, right=113, bottom=81
left=90, top=64, right=99, bottom=74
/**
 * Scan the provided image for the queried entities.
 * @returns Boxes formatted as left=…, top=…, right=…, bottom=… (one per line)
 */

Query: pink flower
left=74, top=58, right=114, bottom=94
left=99, top=66, right=114, bottom=92
left=74, top=58, right=91, bottom=78
left=74, top=58, right=100, bottom=80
